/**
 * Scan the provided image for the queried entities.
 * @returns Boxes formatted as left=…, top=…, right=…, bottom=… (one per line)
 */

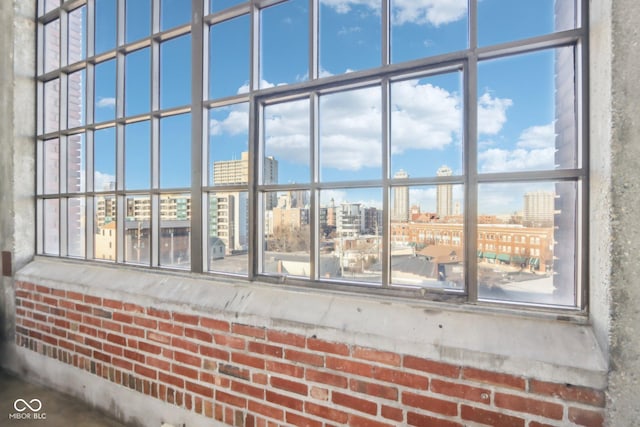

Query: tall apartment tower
left=391, top=169, right=410, bottom=222
left=523, top=191, right=555, bottom=227
left=436, top=165, right=453, bottom=218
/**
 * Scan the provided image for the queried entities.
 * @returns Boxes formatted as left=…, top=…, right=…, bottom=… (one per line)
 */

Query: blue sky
left=87, top=0, right=573, bottom=214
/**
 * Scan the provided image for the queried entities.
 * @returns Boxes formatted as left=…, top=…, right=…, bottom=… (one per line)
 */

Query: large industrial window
left=37, top=0, right=588, bottom=309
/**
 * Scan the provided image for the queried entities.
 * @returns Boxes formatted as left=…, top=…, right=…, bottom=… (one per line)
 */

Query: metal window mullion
left=86, top=129, right=95, bottom=259
left=381, top=79, right=390, bottom=287
left=150, top=0, right=160, bottom=267
left=191, top=0, right=204, bottom=273
left=248, top=98, right=260, bottom=279
left=60, top=196, right=69, bottom=257
left=310, top=93, right=319, bottom=280
left=116, top=123, right=125, bottom=263
left=382, top=0, right=390, bottom=66
left=465, top=54, right=479, bottom=303
left=309, top=0, right=318, bottom=80
left=86, top=0, right=95, bottom=58
left=578, top=0, right=589, bottom=310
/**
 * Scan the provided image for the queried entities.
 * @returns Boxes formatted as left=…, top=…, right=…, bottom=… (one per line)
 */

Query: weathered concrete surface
left=605, top=0, right=640, bottom=424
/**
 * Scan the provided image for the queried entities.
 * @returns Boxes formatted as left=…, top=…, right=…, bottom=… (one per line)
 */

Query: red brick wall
left=14, top=281, right=605, bottom=427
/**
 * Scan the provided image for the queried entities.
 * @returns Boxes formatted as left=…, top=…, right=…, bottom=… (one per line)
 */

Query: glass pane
left=161, top=0, right=191, bottom=31
left=125, top=121, right=151, bottom=190
left=44, top=79, right=60, bottom=134
left=67, top=133, right=86, bottom=193
left=263, top=191, right=311, bottom=279
left=208, top=191, right=249, bottom=275
left=125, top=48, right=151, bottom=116
left=210, top=0, right=245, bottom=14
left=43, top=139, right=60, bottom=194
left=478, top=48, right=576, bottom=173
left=478, top=182, right=577, bottom=307
left=94, top=59, right=116, bottom=123
left=160, top=113, right=191, bottom=188
left=44, top=19, right=60, bottom=74
left=318, top=188, right=383, bottom=284
left=209, top=103, right=249, bottom=186
left=95, top=0, right=117, bottom=54
left=43, top=199, right=60, bottom=255
left=43, top=0, right=59, bottom=15
left=95, top=195, right=116, bottom=261
left=160, top=193, right=191, bottom=268
left=391, top=72, right=463, bottom=178
left=67, top=69, right=86, bottom=128
left=94, top=127, right=116, bottom=191
left=126, top=0, right=151, bottom=43
left=391, top=0, right=467, bottom=63
left=320, top=0, right=381, bottom=76
left=68, top=6, right=87, bottom=64
left=320, top=86, right=381, bottom=181
left=260, top=0, right=309, bottom=87
left=264, top=99, right=310, bottom=184
left=125, top=195, right=151, bottom=265
left=479, top=0, right=575, bottom=47
left=161, top=35, right=191, bottom=109
left=68, top=197, right=86, bottom=258
left=209, top=15, right=249, bottom=100
left=390, top=184, right=464, bottom=290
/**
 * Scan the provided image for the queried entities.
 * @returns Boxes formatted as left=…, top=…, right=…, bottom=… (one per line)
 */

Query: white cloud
left=209, top=107, right=249, bottom=137
left=94, top=171, right=116, bottom=191
left=478, top=92, right=512, bottom=135
left=96, top=97, right=115, bottom=109
left=479, top=123, right=556, bottom=173
left=321, top=0, right=467, bottom=27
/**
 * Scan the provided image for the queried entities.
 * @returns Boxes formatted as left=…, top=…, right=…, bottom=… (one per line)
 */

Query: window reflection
left=125, top=195, right=151, bottom=265
left=94, top=127, right=116, bottom=192
left=67, top=69, right=86, bottom=129
left=43, top=138, right=60, bottom=194
left=125, top=121, right=151, bottom=190
left=209, top=103, right=249, bottom=186
left=68, top=197, right=86, bottom=258
left=44, top=19, right=60, bottom=74
left=95, top=194, right=116, bottom=261
left=264, top=99, right=310, bottom=184
left=390, top=72, right=463, bottom=177
left=125, top=48, right=151, bottom=116
left=160, top=113, right=191, bottom=189
left=160, top=193, right=191, bottom=268
left=209, top=15, right=249, bottom=100
left=208, top=191, right=249, bottom=275
left=44, top=79, right=60, bottom=134
left=260, top=0, right=309, bottom=87
left=67, top=133, right=86, bottom=193
left=318, top=188, right=383, bottom=284
left=44, top=199, right=60, bottom=255
left=68, top=6, right=86, bottom=64
left=94, top=59, right=116, bottom=123
left=320, top=86, right=381, bottom=182
left=161, top=35, right=191, bottom=109
left=478, top=182, right=576, bottom=307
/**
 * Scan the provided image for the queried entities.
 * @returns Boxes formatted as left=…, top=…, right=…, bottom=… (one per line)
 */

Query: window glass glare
left=320, top=86, right=382, bottom=182
left=208, top=191, right=249, bottom=275
left=478, top=48, right=576, bottom=173
left=318, top=188, right=383, bottom=284
left=95, top=195, right=116, bottom=261
left=161, top=35, right=192, bottom=109
left=68, top=69, right=86, bottom=129
left=390, top=184, right=465, bottom=290
left=260, top=0, right=309, bottom=88
left=161, top=0, right=191, bottom=31
left=125, top=48, right=151, bottom=116
left=210, top=0, right=245, bottom=14
left=44, top=79, right=60, bottom=134
left=68, top=6, right=87, bottom=64
left=209, top=15, right=249, bottom=100
left=209, top=103, right=249, bottom=186
left=94, top=127, right=116, bottom=192
left=44, top=19, right=60, bottom=74
left=390, top=72, right=463, bottom=178
left=320, top=0, right=381, bottom=76
left=479, top=0, right=575, bottom=47
left=264, top=99, right=310, bottom=184
left=94, top=59, right=117, bottom=123
left=126, top=0, right=151, bottom=43
left=68, top=197, right=86, bottom=258
left=160, top=193, right=191, bottom=268
left=95, top=0, right=117, bottom=54
left=125, top=121, right=151, bottom=190
left=262, top=191, right=311, bottom=279
left=67, top=133, right=86, bottom=193
left=43, top=138, right=60, bottom=194
left=43, top=199, right=60, bottom=255
left=160, top=113, right=191, bottom=189
left=125, top=195, right=151, bottom=265
left=478, top=182, right=576, bottom=307
left=391, top=0, right=467, bottom=63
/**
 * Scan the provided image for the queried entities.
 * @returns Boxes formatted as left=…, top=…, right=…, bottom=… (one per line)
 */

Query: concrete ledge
left=15, top=258, right=607, bottom=389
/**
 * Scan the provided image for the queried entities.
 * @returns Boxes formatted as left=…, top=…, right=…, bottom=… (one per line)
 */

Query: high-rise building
left=523, top=191, right=555, bottom=227
left=436, top=165, right=453, bottom=218
left=392, top=169, right=409, bottom=222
